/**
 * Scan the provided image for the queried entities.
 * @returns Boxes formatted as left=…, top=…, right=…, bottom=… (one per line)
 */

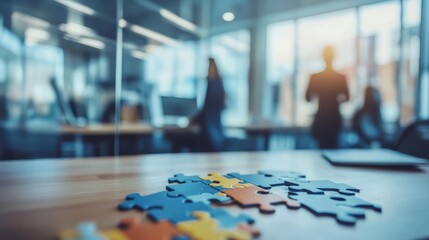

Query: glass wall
left=0, top=1, right=118, bottom=159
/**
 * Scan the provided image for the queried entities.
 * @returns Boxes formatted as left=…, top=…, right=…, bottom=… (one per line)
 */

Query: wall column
left=248, top=22, right=268, bottom=121
left=418, top=0, right=429, bottom=118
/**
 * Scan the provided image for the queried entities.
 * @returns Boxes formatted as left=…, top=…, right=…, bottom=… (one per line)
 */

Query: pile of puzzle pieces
left=58, top=170, right=381, bottom=240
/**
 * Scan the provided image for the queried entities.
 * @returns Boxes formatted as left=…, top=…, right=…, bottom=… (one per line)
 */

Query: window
left=208, top=30, right=250, bottom=125
left=266, top=21, right=295, bottom=123
left=145, top=42, right=197, bottom=98
left=359, top=1, right=401, bottom=123
left=401, top=0, right=421, bottom=123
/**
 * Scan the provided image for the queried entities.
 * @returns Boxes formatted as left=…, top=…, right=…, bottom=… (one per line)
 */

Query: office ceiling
left=2, top=0, right=387, bottom=53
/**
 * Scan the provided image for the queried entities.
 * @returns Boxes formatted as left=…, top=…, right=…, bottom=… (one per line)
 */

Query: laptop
left=323, top=149, right=428, bottom=167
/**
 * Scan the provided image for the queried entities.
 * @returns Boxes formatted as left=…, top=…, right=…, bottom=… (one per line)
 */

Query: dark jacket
left=194, top=77, right=226, bottom=151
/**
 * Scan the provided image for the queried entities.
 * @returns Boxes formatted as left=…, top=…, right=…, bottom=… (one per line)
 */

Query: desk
left=0, top=151, right=428, bottom=239
left=60, top=124, right=200, bottom=156
left=59, top=124, right=199, bottom=135
left=57, top=124, right=306, bottom=154
left=230, top=123, right=309, bottom=150
left=20, top=122, right=308, bottom=152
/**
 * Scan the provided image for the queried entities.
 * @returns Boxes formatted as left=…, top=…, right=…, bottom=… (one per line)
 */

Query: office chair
left=394, top=120, right=429, bottom=159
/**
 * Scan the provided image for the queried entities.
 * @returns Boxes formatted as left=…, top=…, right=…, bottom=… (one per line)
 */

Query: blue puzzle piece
left=118, top=191, right=183, bottom=211
left=118, top=191, right=215, bottom=223
left=284, top=179, right=360, bottom=195
left=210, top=208, right=255, bottom=230
left=168, top=173, right=204, bottom=184
left=227, top=172, right=285, bottom=189
left=186, top=193, right=231, bottom=205
left=289, top=192, right=381, bottom=225
left=148, top=201, right=214, bottom=223
left=258, top=170, right=306, bottom=180
left=166, top=181, right=220, bottom=197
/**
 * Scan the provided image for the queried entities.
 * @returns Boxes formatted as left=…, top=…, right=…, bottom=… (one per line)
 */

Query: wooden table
left=1, top=151, right=428, bottom=239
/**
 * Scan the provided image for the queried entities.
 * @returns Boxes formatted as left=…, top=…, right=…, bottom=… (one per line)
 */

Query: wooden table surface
left=0, top=151, right=428, bottom=240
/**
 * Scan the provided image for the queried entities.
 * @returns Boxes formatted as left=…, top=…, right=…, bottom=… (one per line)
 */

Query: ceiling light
left=131, top=50, right=147, bottom=60
left=12, top=12, right=50, bottom=29
left=129, top=23, right=177, bottom=45
left=25, top=28, right=50, bottom=44
left=76, top=37, right=105, bottom=49
left=159, top=8, right=196, bottom=32
left=59, top=23, right=95, bottom=37
left=65, top=35, right=105, bottom=49
left=119, top=19, right=128, bottom=28
left=145, top=44, right=160, bottom=53
left=222, top=12, right=235, bottom=22
left=54, top=0, right=96, bottom=16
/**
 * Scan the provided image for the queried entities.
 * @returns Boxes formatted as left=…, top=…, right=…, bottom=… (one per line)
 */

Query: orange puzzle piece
left=119, top=217, right=187, bottom=240
left=222, top=186, right=300, bottom=213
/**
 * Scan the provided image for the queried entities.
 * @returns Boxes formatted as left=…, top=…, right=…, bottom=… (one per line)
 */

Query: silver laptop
left=323, top=149, right=427, bottom=167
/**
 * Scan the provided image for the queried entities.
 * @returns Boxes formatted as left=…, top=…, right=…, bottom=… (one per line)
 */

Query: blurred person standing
left=306, top=46, right=349, bottom=149
left=352, top=86, right=384, bottom=147
left=190, top=58, right=226, bottom=152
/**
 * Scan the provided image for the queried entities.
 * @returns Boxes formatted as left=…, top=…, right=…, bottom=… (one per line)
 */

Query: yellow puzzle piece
left=178, top=212, right=250, bottom=240
left=201, top=172, right=253, bottom=189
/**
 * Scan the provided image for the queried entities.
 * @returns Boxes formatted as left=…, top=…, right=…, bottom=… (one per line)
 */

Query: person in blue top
left=190, top=58, right=226, bottom=152
left=306, top=46, right=350, bottom=149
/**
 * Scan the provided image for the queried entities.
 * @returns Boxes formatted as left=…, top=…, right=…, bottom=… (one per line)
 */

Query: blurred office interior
left=0, top=0, right=428, bottom=160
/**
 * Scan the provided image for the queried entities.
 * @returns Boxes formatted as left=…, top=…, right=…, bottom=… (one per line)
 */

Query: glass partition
left=0, top=0, right=118, bottom=159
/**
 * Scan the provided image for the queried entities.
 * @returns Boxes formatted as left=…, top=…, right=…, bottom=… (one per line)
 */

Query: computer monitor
left=161, top=96, right=198, bottom=118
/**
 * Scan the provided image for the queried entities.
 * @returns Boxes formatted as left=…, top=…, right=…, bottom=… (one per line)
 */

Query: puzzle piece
left=177, top=212, right=250, bottom=240
left=210, top=208, right=255, bottom=230
left=186, top=192, right=231, bottom=205
left=289, top=192, right=381, bottom=225
left=118, top=191, right=214, bottom=223
left=118, top=191, right=181, bottom=211
left=222, top=186, right=300, bottom=213
left=168, top=173, right=205, bottom=184
left=58, top=222, right=106, bottom=240
left=228, top=172, right=285, bottom=189
left=258, top=170, right=306, bottom=180
left=119, top=217, right=188, bottom=240
left=200, top=172, right=253, bottom=189
left=284, top=179, right=360, bottom=195
left=166, top=181, right=220, bottom=197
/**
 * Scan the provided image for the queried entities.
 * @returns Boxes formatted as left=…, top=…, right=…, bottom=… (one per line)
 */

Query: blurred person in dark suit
left=190, top=58, right=226, bottom=152
left=306, top=46, right=350, bottom=149
left=352, top=86, right=384, bottom=147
